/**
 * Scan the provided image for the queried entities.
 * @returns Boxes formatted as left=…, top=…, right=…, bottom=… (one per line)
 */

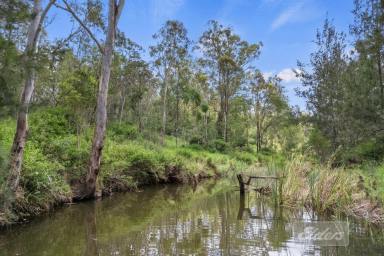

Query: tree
left=296, top=18, right=348, bottom=149
left=6, top=0, right=56, bottom=195
left=351, top=0, right=384, bottom=108
left=198, top=20, right=261, bottom=142
left=56, top=0, right=125, bottom=198
left=150, top=20, right=191, bottom=145
left=84, top=0, right=125, bottom=198
left=247, top=70, right=287, bottom=152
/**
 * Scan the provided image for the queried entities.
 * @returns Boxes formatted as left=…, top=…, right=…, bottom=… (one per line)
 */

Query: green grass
left=277, top=154, right=384, bottom=224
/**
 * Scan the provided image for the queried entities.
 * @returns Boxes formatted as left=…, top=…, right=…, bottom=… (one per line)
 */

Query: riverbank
left=0, top=110, right=274, bottom=226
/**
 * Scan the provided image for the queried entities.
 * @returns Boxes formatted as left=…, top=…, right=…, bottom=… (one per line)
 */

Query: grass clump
left=279, top=155, right=384, bottom=224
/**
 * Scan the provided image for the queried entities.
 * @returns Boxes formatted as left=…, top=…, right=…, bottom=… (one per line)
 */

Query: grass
left=277, top=155, right=384, bottom=224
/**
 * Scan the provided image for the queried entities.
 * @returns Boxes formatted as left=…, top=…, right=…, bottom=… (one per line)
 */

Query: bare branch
left=55, top=0, right=104, bottom=53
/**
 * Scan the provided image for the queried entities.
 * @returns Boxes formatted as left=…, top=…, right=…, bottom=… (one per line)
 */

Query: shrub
left=210, top=139, right=228, bottom=152
left=307, top=128, right=331, bottom=162
left=108, top=123, right=138, bottom=141
left=29, top=107, right=73, bottom=146
left=232, top=136, right=248, bottom=149
left=344, top=138, right=384, bottom=163
left=189, top=136, right=203, bottom=145
left=22, top=143, right=70, bottom=205
left=232, top=151, right=255, bottom=164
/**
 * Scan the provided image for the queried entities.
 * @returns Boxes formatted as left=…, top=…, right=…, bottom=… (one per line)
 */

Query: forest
left=0, top=0, right=383, bottom=233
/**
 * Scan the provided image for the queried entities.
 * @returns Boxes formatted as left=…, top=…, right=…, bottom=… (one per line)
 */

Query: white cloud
left=271, top=2, right=304, bottom=30
left=150, top=0, right=184, bottom=21
left=277, top=68, right=300, bottom=83
left=270, top=0, right=321, bottom=31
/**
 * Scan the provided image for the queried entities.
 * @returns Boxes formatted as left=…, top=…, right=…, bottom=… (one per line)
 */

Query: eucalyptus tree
left=85, top=0, right=124, bottom=198
left=247, top=70, right=286, bottom=152
left=125, top=60, right=156, bottom=132
left=6, top=0, right=56, bottom=195
left=108, top=36, right=144, bottom=124
left=198, top=20, right=261, bottom=142
left=150, top=20, right=191, bottom=145
left=57, top=0, right=125, bottom=198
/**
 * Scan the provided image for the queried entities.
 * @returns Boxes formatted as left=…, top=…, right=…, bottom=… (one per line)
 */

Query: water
left=0, top=180, right=384, bottom=255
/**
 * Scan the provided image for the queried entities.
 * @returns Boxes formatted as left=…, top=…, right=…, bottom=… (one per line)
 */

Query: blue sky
left=47, top=0, right=355, bottom=109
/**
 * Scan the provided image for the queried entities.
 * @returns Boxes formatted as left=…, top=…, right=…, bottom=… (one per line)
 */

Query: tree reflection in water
left=1, top=181, right=384, bottom=255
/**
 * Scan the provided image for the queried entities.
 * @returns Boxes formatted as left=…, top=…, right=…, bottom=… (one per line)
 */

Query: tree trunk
left=204, top=112, right=208, bottom=144
left=224, top=88, right=229, bottom=142
left=378, top=51, right=383, bottom=109
left=175, top=77, right=180, bottom=147
left=6, top=0, right=54, bottom=194
left=83, top=0, right=125, bottom=199
left=161, top=81, right=168, bottom=145
left=118, top=91, right=126, bottom=125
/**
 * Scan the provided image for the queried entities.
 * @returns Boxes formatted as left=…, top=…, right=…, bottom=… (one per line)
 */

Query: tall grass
left=279, top=155, right=384, bottom=224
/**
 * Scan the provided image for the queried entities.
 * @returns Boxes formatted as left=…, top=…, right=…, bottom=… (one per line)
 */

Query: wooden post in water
left=237, top=174, right=245, bottom=194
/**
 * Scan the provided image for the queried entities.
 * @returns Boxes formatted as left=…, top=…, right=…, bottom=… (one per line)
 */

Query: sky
left=47, top=0, right=356, bottom=109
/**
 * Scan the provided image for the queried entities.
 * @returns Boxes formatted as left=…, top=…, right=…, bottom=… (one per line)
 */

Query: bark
left=6, top=0, right=55, bottom=194
left=82, top=0, right=125, bottom=199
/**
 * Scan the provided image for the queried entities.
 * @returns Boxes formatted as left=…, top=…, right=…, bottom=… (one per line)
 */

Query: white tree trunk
left=7, top=0, right=54, bottom=194
left=83, top=0, right=125, bottom=199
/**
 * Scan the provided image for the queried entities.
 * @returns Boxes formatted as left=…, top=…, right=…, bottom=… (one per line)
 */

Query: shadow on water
left=1, top=179, right=384, bottom=255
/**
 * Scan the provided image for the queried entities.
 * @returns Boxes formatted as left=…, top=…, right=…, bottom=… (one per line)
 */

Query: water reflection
left=0, top=180, right=384, bottom=255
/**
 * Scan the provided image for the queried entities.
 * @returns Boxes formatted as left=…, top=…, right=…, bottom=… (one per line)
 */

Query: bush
left=22, top=143, right=70, bottom=204
left=232, top=136, right=248, bottom=149
left=232, top=151, right=255, bottom=164
left=47, top=135, right=90, bottom=177
left=29, top=108, right=73, bottom=146
left=189, top=136, right=203, bottom=145
left=108, top=123, right=138, bottom=141
left=210, top=139, right=228, bottom=152
left=347, top=138, right=384, bottom=163
left=307, top=128, right=331, bottom=162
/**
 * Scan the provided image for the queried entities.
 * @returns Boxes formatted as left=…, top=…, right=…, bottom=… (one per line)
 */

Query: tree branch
left=33, top=0, right=56, bottom=46
left=115, top=0, right=125, bottom=24
left=55, top=0, right=104, bottom=53
left=51, top=27, right=81, bottom=54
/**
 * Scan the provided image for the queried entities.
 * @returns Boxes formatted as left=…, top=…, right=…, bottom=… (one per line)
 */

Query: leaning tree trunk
left=83, top=0, right=125, bottom=199
left=6, top=0, right=54, bottom=194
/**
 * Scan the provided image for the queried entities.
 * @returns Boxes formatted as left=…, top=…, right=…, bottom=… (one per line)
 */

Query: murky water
left=0, top=180, right=384, bottom=255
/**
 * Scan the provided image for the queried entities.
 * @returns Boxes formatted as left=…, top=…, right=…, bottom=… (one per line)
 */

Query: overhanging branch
left=55, top=0, right=104, bottom=53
